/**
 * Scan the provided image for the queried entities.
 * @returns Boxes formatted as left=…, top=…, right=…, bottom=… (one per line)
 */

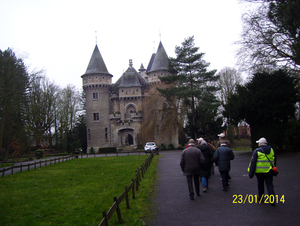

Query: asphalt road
left=145, top=150, right=300, bottom=226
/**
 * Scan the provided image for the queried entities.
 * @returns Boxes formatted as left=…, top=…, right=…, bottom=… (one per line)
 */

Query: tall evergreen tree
left=224, top=69, right=299, bottom=152
left=158, top=36, right=220, bottom=139
left=0, top=48, right=30, bottom=159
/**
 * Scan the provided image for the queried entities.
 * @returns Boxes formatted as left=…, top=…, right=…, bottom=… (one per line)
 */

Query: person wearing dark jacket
left=248, top=137, right=276, bottom=205
left=180, top=139, right=205, bottom=200
left=213, top=142, right=235, bottom=191
left=199, top=140, right=211, bottom=192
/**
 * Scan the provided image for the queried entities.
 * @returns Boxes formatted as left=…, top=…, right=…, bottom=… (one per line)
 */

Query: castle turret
left=81, top=45, right=113, bottom=152
left=146, top=41, right=169, bottom=83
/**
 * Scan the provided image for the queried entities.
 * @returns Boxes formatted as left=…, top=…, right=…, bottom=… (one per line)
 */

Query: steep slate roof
left=146, top=53, right=156, bottom=72
left=148, top=41, right=169, bottom=72
left=112, top=60, right=148, bottom=92
left=84, top=45, right=111, bottom=75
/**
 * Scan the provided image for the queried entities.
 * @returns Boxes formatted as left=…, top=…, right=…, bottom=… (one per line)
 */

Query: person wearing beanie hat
left=248, top=137, right=277, bottom=206
left=180, top=139, right=205, bottom=200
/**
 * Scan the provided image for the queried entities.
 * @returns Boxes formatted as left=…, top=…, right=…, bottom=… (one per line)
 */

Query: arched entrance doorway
left=119, top=129, right=134, bottom=146
left=128, top=134, right=133, bottom=145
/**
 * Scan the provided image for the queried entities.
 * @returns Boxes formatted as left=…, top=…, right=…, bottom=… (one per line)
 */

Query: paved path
left=145, top=150, right=300, bottom=226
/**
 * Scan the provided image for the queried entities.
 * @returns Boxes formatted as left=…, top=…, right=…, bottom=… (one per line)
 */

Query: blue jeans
left=201, top=176, right=209, bottom=188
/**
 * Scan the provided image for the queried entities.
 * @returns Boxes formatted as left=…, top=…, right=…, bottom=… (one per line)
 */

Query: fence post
left=11, top=165, right=13, bottom=175
left=141, top=164, right=144, bottom=178
left=125, top=186, right=130, bottom=209
left=102, top=211, right=108, bottom=226
left=2, top=169, right=4, bottom=177
left=135, top=170, right=139, bottom=191
left=40, top=160, right=42, bottom=168
left=131, top=178, right=135, bottom=199
left=28, top=163, right=30, bottom=171
left=114, top=196, right=123, bottom=223
left=34, top=161, right=36, bottom=169
left=20, top=164, right=22, bottom=173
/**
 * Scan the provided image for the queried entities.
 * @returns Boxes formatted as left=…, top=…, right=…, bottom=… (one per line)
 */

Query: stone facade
left=82, top=42, right=179, bottom=152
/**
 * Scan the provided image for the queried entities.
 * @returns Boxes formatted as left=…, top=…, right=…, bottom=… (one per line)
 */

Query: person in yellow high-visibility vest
left=248, top=137, right=277, bottom=206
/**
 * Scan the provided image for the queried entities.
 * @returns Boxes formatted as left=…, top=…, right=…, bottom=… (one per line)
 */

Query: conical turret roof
left=84, top=45, right=111, bottom=75
left=148, top=41, right=169, bottom=72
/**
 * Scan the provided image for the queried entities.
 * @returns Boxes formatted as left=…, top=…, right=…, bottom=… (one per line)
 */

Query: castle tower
left=146, top=41, right=169, bottom=83
left=110, top=60, right=147, bottom=148
left=81, top=44, right=113, bottom=152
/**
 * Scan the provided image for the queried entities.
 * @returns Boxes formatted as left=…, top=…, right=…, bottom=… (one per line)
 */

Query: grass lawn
left=231, top=138, right=252, bottom=151
left=0, top=155, right=159, bottom=226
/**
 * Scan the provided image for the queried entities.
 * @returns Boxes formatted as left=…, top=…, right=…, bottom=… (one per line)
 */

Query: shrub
left=89, top=147, right=95, bottom=154
left=160, top=143, right=167, bottom=150
left=168, top=143, right=175, bottom=150
left=35, top=149, right=44, bottom=158
left=98, top=147, right=117, bottom=153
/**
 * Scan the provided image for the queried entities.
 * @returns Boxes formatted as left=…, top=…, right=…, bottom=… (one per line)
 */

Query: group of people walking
left=180, top=133, right=277, bottom=206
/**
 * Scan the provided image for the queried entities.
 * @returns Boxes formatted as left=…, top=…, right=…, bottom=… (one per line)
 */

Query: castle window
left=93, top=92, right=98, bottom=100
left=121, top=90, right=124, bottom=93
left=154, top=74, right=156, bottom=76
left=105, top=128, right=108, bottom=140
left=103, top=76, right=105, bottom=79
left=129, top=89, right=131, bottom=92
left=88, top=129, right=90, bottom=140
left=93, top=113, right=99, bottom=121
left=89, top=77, right=91, bottom=79
left=136, top=89, right=139, bottom=92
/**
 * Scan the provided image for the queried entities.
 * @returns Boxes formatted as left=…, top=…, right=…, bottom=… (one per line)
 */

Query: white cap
left=218, top=133, right=225, bottom=138
left=256, top=137, right=268, bottom=145
left=197, top=137, right=203, bottom=141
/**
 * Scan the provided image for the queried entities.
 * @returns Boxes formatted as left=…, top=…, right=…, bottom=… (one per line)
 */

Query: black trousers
left=186, top=174, right=200, bottom=197
left=220, top=171, right=229, bottom=189
left=256, top=174, right=275, bottom=199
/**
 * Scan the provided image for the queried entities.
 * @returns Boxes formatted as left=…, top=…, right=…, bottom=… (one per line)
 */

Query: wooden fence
left=98, top=152, right=155, bottom=226
left=0, top=155, right=76, bottom=177
left=0, top=151, right=153, bottom=177
left=0, top=150, right=157, bottom=225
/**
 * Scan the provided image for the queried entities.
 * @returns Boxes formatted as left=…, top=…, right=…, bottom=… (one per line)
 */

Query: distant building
left=81, top=42, right=179, bottom=152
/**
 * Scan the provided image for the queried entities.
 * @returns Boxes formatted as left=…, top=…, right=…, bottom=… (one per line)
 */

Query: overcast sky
left=0, top=0, right=247, bottom=90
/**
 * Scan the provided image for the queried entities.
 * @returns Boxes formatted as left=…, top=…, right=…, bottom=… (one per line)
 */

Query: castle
left=81, top=41, right=179, bottom=151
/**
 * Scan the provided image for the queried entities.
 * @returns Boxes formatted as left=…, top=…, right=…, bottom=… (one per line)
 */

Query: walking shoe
left=203, top=187, right=207, bottom=193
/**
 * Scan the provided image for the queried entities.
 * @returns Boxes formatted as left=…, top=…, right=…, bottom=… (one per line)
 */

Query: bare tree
left=237, top=1, right=300, bottom=73
left=56, top=85, right=81, bottom=152
left=216, top=67, right=243, bottom=107
left=26, top=72, right=59, bottom=148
